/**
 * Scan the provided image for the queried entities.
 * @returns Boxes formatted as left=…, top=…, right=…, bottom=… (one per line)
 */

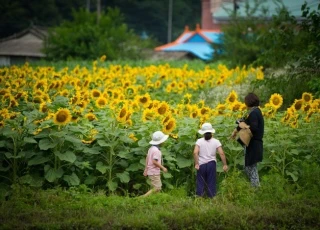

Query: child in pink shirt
left=142, top=131, right=169, bottom=197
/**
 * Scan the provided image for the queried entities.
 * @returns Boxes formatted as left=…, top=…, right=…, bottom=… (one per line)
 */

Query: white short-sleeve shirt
left=195, top=137, right=222, bottom=165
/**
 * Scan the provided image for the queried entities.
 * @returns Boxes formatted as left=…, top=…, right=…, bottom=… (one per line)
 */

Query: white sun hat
left=198, top=123, right=216, bottom=135
left=149, top=131, right=169, bottom=145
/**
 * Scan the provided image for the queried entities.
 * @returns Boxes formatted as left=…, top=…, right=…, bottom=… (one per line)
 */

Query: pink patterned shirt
left=145, top=146, right=162, bottom=175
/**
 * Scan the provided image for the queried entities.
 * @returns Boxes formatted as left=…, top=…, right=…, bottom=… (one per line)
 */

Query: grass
left=0, top=183, right=319, bottom=230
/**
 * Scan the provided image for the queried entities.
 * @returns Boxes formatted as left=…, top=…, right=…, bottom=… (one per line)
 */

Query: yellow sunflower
left=33, top=96, right=43, bottom=104
left=39, top=102, right=49, bottom=113
left=155, top=80, right=161, bottom=88
left=269, top=93, right=283, bottom=109
left=304, top=109, right=315, bottom=122
left=301, top=92, right=313, bottom=103
left=9, top=97, right=19, bottom=108
left=200, top=107, right=210, bottom=116
left=162, top=113, right=172, bottom=125
left=226, top=90, right=238, bottom=104
left=129, top=133, right=138, bottom=142
left=117, top=106, right=129, bottom=123
left=91, top=89, right=101, bottom=98
left=157, top=102, right=170, bottom=115
left=302, top=103, right=311, bottom=113
left=182, top=93, right=192, bottom=105
left=85, top=113, right=97, bottom=121
left=142, top=108, right=156, bottom=122
left=292, top=99, right=303, bottom=111
left=215, top=103, right=226, bottom=115
left=229, top=101, right=243, bottom=112
left=163, top=118, right=176, bottom=134
left=95, top=97, right=108, bottom=108
left=137, top=93, right=151, bottom=108
left=53, top=108, right=72, bottom=125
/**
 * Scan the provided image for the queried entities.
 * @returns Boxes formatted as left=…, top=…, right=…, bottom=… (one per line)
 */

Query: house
left=154, top=24, right=222, bottom=61
left=154, top=0, right=318, bottom=61
left=207, top=0, right=319, bottom=30
left=0, top=25, right=47, bottom=66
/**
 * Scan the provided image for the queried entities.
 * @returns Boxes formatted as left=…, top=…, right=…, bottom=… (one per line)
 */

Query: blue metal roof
left=160, top=42, right=214, bottom=60
left=155, top=29, right=223, bottom=60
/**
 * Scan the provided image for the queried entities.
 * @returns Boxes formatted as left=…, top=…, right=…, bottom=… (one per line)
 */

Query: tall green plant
left=44, top=8, right=155, bottom=61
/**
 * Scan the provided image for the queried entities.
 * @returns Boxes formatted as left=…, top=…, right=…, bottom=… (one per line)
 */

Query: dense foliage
left=0, top=61, right=319, bottom=197
left=0, top=0, right=201, bottom=43
left=213, top=1, right=320, bottom=108
left=44, top=8, right=156, bottom=61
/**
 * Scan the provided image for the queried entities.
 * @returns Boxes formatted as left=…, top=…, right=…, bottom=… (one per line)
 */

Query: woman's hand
left=230, top=129, right=237, bottom=139
left=195, top=164, right=200, bottom=170
left=223, top=165, right=228, bottom=172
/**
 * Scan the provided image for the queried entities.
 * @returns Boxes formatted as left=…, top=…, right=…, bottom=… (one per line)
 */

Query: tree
left=44, top=8, right=156, bottom=60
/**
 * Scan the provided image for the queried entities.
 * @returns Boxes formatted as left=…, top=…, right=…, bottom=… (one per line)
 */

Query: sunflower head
left=95, top=97, right=108, bottom=108
left=293, top=99, right=303, bottom=111
left=157, top=102, right=170, bottom=115
left=91, top=89, right=101, bottom=98
left=85, top=113, right=97, bottom=121
left=163, top=118, right=176, bottom=134
left=269, top=93, right=283, bottom=109
left=53, top=108, right=72, bottom=125
left=302, top=92, right=313, bottom=103
left=226, top=90, right=238, bottom=104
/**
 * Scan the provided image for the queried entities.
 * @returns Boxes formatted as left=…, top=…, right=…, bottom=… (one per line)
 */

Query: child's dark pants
left=196, top=160, right=216, bottom=198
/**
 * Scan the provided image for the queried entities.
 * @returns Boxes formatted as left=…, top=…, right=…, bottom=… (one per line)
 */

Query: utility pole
left=167, top=0, right=173, bottom=43
left=233, top=0, right=238, bottom=15
left=86, top=0, right=90, bottom=12
left=97, top=0, right=101, bottom=24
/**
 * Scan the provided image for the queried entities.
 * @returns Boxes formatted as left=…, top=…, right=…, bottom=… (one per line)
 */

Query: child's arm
left=143, top=156, right=148, bottom=176
left=152, top=159, right=167, bottom=172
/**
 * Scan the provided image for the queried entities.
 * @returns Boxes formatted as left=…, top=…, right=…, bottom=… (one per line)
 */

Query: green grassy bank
left=1, top=178, right=319, bottom=230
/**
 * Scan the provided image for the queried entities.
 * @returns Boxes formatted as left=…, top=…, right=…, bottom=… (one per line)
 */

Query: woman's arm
left=217, top=146, right=228, bottom=172
left=193, top=145, right=200, bottom=170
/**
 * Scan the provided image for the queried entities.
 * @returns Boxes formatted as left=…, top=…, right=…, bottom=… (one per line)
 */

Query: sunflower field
left=0, top=60, right=320, bottom=196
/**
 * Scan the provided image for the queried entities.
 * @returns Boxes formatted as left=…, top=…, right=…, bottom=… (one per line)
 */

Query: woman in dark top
left=231, top=93, right=264, bottom=187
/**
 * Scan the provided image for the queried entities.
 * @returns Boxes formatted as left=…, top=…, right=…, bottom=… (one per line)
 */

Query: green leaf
left=0, top=140, right=6, bottom=147
left=116, top=171, right=130, bottom=183
left=126, top=163, right=142, bottom=171
left=163, top=172, right=172, bottom=178
left=83, top=146, right=101, bottom=155
left=286, top=171, right=298, bottom=182
left=96, top=161, right=107, bottom=174
left=107, top=180, right=118, bottom=191
left=65, top=135, right=82, bottom=145
left=84, top=175, right=97, bottom=185
left=55, top=151, right=77, bottom=163
left=45, top=167, right=64, bottom=182
left=19, top=174, right=43, bottom=187
left=97, top=139, right=112, bottom=147
left=23, top=137, right=38, bottom=144
left=2, top=127, right=16, bottom=137
left=64, top=173, right=80, bottom=186
left=28, top=156, right=50, bottom=166
left=176, top=156, right=192, bottom=168
left=117, top=151, right=131, bottom=159
left=137, top=138, right=149, bottom=147
left=4, top=152, right=13, bottom=159
left=133, top=184, right=142, bottom=190
left=39, top=138, right=58, bottom=150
